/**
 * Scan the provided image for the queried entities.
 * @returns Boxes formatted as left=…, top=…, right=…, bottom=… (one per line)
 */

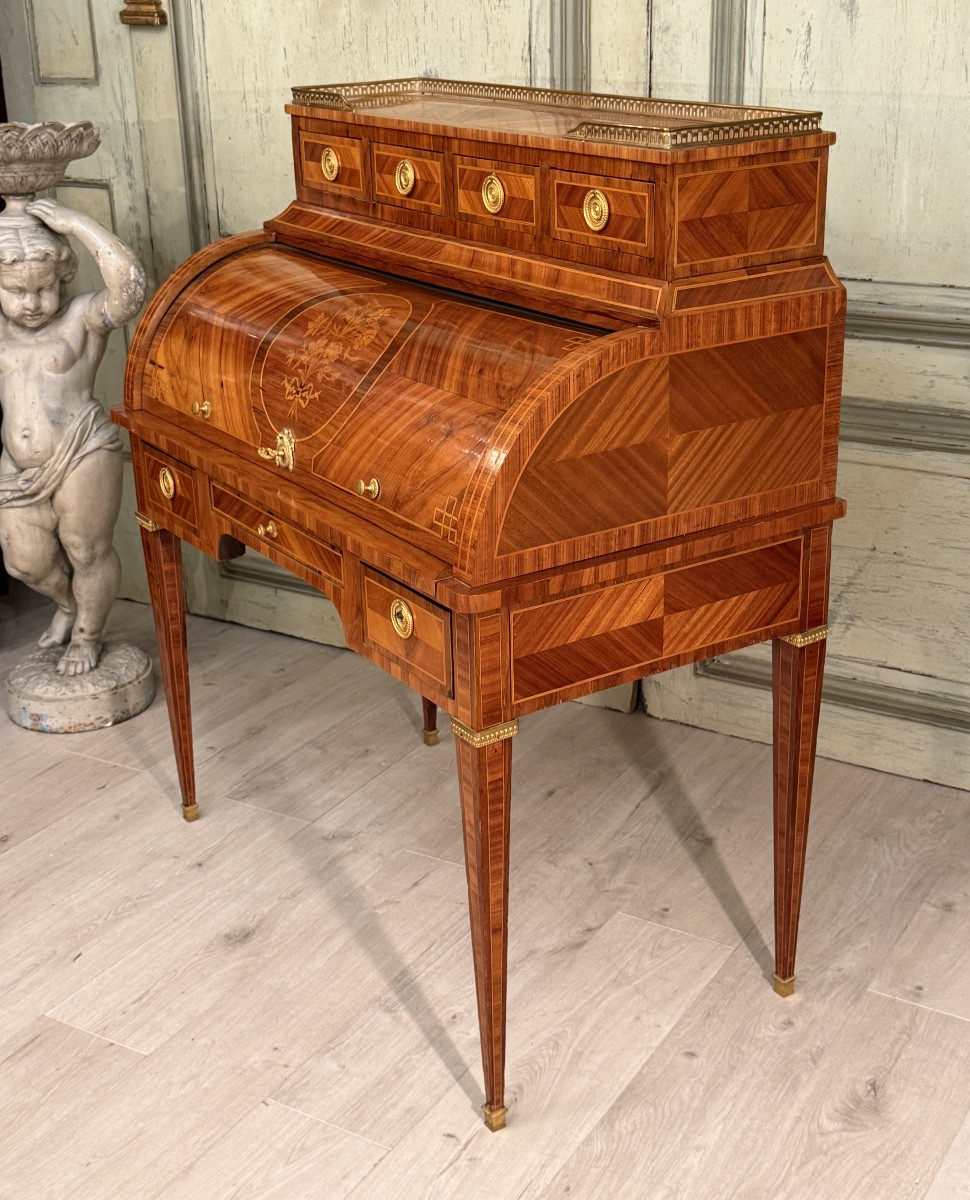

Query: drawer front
left=139, top=444, right=200, bottom=535
left=552, top=170, right=652, bottom=254
left=455, top=157, right=537, bottom=229
left=210, top=482, right=343, bottom=585
left=299, top=130, right=366, bottom=197
left=362, top=569, right=452, bottom=695
left=372, top=144, right=444, bottom=213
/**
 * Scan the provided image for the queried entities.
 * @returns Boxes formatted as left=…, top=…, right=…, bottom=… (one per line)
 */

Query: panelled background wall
left=1, top=1, right=967, bottom=787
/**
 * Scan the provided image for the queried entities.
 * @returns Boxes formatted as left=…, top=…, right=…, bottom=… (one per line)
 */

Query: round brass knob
left=256, top=521, right=278, bottom=539
left=390, top=598, right=414, bottom=640
left=481, top=173, right=505, bottom=215
left=355, top=477, right=381, bottom=500
left=394, top=159, right=415, bottom=196
left=158, top=466, right=176, bottom=500
left=190, top=400, right=212, bottom=421
left=583, top=188, right=610, bottom=232
left=321, top=146, right=340, bottom=182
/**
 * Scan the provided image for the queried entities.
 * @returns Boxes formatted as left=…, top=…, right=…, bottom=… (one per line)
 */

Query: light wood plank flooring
left=1, top=583, right=968, bottom=1199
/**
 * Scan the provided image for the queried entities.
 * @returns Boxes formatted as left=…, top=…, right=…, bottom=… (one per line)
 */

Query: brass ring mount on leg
left=182, top=803, right=200, bottom=822
left=780, top=625, right=829, bottom=648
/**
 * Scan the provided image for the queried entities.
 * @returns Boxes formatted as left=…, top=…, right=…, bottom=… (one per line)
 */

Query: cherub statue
left=0, top=198, right=146, bottom=675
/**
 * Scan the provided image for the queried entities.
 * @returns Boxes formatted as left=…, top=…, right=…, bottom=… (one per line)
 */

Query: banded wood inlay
left=676, top=159, right=821, bottom=270
left=511, top=540, right=802, bottom=702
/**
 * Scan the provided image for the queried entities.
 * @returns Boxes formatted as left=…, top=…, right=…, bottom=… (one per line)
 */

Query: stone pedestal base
left=5, top=643, right=155, bottom=733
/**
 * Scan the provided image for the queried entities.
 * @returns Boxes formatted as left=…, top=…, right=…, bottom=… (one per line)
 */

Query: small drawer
left=372, top=143, right=443, bottom=213
left=210, top=482, right=343, bottom=585
left=362, top=568, right=452, bottom=696
left=552, top=170, right=652, bottom=255
left=140, top=444, right=200, bottom=534
left=454, top=157, right=537, bottom=229
left=300, top=130, right=366, bottom=197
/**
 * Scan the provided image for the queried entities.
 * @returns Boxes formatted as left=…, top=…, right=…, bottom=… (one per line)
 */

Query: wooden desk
left=114, top=79, right=846, bottom=1131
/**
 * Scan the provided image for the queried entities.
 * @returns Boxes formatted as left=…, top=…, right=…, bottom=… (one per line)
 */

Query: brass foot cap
left=182, top=803, right=200, bottom=822
left=422, top=729, right=439, bottom=746
left=773, top=973, right=796, bottom=997
left=482, top=1104, right=507, bottom=1132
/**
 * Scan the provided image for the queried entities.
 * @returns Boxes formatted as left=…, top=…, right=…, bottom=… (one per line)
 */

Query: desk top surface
left=288, top=78, right=829, bottom=153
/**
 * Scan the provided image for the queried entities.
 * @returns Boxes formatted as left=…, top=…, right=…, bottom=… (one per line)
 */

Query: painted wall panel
left=29, top=0, right=97, bottom=82
left=197, top=1, right=550, bottom=234
left=649, top=0, right=711, bottom=100
left=590, top=1, right=650, bottom=95
left=759, top=0, right=970, bottom=286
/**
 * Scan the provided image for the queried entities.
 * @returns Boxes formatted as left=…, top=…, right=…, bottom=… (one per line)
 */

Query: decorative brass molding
left=120, top=1, right=168, bottom=26
left=258, top=427, right=296, bottom=471
left=290, top=79, right=822, bottom=151
left=780, top=626, right=829, bottom=648
left=451, top=717, right=519, bottom=748
left=134, top=512, right=160, bottom=532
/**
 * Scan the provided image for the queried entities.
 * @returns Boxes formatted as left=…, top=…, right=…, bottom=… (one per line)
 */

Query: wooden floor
left=2, top=582, right=969, bottom=1200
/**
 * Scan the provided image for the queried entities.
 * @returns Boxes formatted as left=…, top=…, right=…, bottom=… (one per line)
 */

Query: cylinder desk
left=113, top=79, right=846, bottom=1131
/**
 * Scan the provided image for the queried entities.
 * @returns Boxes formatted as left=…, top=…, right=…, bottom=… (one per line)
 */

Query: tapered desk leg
left=454, top=725, right=513, bottom=1131
left=421, top=697, right=439, bottom=746
left=771, top=631, right=827, bottom=996
left=139, top=520, right=197, bottom=821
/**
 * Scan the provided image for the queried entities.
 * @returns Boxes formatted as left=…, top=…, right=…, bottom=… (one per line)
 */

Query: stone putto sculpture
left=0, top=120, right=153, bottom=730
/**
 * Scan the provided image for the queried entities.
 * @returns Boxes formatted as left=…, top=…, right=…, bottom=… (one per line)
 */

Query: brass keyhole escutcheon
left=583, top=188, right=610, bottom=232
left=257, top=521, right=278, bottom=539
left=355, top=477, right=380, bottom=500
left=390, top=598, right=414, bottom=640
left=158, top=466, right=176, bottom=500
left=321, top=146, right=340, bottom=182
left=395, top=159, right=415, bottom=196
left=481, top=173, right=505, bottom=214
left=190, top=400, right=211, bottom=420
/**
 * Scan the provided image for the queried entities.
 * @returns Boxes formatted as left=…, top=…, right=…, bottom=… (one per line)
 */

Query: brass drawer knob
left=158, top=466, right=176, bottom=499
left=355, top=477, right=380, bottom=500
left=390, top=598, right=414, bottom=640
left=481, top=173, right=505, bottom=214
left=394, top=159, right=415, bottom=196
left=190, top=400, right=211, bottom=420
left=583, top=188, right=610, bottom=232
left=321, top=146, right=340, bottom=182
left=256, top=521, right=278, bottom=539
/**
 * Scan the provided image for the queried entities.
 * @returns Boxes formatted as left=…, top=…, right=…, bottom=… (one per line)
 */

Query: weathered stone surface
left=5, top=642, right=154, bottom=732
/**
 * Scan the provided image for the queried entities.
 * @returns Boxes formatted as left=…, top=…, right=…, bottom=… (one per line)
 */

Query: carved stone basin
left=0, top=121, right=99, bottom=197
